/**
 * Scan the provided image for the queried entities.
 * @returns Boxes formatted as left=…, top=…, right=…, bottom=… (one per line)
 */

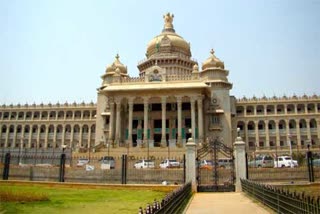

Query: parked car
left=218, top=158, right=233, bottom=168
left=134, top=159, right=155, bottom=169
left=199, top=160, right=213, bottom=170
left=248, top=155, right=274, bottom=168
left=76, top=158, right=89, bottom=167
left=99, top=156, right=115, bottom=169
left=159, top=159, right=180, bottom=168
left=312, top=158, right=320, bottom=167
left=274, top=156, right=298, bottom=168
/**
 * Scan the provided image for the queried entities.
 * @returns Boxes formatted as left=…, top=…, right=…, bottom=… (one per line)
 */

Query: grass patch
left=0, top=182, right=171, bottom=214
left=0, top=189, right=49, bottom=202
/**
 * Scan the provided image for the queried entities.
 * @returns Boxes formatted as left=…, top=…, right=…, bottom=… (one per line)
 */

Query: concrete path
left=186, top=192, right=273, bottom=214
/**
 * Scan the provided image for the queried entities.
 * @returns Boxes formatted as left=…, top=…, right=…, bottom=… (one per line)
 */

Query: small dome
left=146, top=13, right=191, bottom=57
left=193, top=63, right=199, bottom=71
left=106, top=54, right=127, bottom=75
left=202, top=49, right=225, bottom=70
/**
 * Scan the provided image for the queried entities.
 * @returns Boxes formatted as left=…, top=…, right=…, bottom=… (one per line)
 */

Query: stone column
left=44, top=125, right=49, bottom=148
left=244, top=106, right=247, bottom=117
left=177, top=96, right=182, bottom=146
left=244, top=121, right=249, bottom=144
left=5, top=126, right=9, bottom=148
left=286, top=120, right=291, bottom=148
left=0, top=125, right=2, bottom=147
left=317, top=120, right=320, bottom=141
left=254, top=121, right=259, bottom=149
left=275, top=120, right=280, bottom=147
left=234, top=136, right=247, bottom=192
left=295, top=119, right=301, bottom=148
left=88, top=127, right=92, bottom=149
left=284, top=104, right=288, bottom=114
left=20, top=127, right=25, bottom=152
left=79, top=125, right=83, bottom=147
left=70, top=125, right=74, bottom=147
left=115, top=98, right=121, bottom=146
left=161, top=96, right=167, bottom=147
left=264, top=105, right=267, bottom=115
left=265, top=120, right=270, bottom=148
left=143, top=97, right=149, bottom=146
left=53, top=125, right=57, bottom=148
left=197, top=96, right=204, bottom=144
left=186, top=138, right=197, bottom=192
left=108, top=101, right=115, bottom=144
left=306, top=119, right=311, bottom=143
left=127, top=98, right=134, bottom=145
left=190, top=97, right=196, bottom=140
left=13, top=125, right=17, bottom=148
left=61, top=125, right=65, bottom=147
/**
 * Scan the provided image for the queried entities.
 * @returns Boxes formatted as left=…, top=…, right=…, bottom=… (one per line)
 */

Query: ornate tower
left=137, top=13, right=197, bottom=78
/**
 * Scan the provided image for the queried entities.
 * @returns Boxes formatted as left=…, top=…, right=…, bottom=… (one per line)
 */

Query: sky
left=0, top=0, right=319, bottom=105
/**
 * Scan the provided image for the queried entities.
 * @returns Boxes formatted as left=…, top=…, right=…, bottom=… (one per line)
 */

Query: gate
left=197, top=138, right=235, bottom=192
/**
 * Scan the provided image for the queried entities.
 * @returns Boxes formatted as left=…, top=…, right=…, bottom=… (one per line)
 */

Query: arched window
left=236, top=106, right=244, bottom=116
left=310, top=119, right=317, bottom=128
left=268, top=120, right=276, bottom=130
left=247, top=121, right=255, bottom=131
left=289, top=119, right=296, bottom=129
left=258, top=121, right=265, bottom=130
left=246, top=106, right=254, bottom=115
left=91, top=125, right=96, bottom=133
left=299, top=119, right=307, bottom=129
left=1, top=125, right=7, bottom=133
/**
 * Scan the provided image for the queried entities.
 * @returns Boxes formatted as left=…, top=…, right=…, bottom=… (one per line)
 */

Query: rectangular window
left=212, top=116, right=220, bottom=124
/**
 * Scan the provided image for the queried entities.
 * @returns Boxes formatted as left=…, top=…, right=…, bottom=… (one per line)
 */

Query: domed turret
left=146, top=13, right=191, bottom=58
left=202, top=49, right=225, bottom=70
left=105, top=54, right=128, bottom=76
left=200, top=49, right=230, bottom=84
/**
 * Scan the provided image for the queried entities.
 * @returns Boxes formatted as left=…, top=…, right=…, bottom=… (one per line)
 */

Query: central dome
left=146, top=13, right=191, bottom=57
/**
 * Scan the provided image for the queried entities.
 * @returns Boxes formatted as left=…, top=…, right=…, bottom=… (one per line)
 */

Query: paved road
left=186, top=192, right=273, bottom=214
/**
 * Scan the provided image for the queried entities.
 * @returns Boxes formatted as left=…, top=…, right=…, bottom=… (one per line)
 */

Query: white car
left=274, top=156, right=298, bottom=168
left=134, top=159, right=155, bottom=169
left=76, top=158, right=89, bottom=167
left=159, top=159, right=180, bottom=168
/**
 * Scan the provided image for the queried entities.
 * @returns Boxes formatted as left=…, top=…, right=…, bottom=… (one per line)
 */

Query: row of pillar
left=0, top=124, right=93, bottom=149
left=241, top=119, right=320, bottom=148
left=108, top=96, right=204, bottom=146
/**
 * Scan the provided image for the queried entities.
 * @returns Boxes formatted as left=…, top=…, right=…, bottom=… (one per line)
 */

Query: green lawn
left=0, top=182, right=171, bottom=214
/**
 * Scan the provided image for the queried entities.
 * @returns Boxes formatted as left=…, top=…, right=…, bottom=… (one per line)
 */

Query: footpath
left=185, top=192, right=273, bottom=214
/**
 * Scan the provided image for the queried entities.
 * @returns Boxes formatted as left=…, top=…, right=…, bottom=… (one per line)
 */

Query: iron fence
left=0, top=151, right=185, bottom=185
left=241, top=179, right=320, bottom=214
left=139, top=182, right=192, bottom=214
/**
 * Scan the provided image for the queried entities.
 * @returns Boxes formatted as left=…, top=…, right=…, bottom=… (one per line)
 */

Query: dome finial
left=115, top=53, right=120, bottom=60
left=162, top=13, right=175, bottom=32
left=210, top=49, right=215, bottom=55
